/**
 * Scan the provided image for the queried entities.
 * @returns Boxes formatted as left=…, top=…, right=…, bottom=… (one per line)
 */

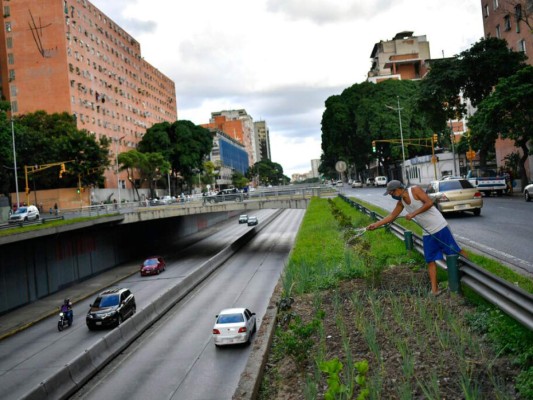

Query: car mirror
left=251, top=312, right=256, bottom=316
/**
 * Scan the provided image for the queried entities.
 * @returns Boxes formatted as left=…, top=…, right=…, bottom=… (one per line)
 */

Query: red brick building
left=481, top=0, right=532, bottom=180
left=0, top=0, right=177, bottom=189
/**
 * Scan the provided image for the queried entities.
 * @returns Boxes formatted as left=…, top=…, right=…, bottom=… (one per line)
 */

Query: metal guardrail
left=339, top=194, right=533, bottom=331
left=0, top=215, right=65, bottom=231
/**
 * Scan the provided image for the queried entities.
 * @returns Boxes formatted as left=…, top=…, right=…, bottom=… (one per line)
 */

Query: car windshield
left=439, top=180, right=473, bottom=191
left=143, top=259, right=158, bottom=266
left=14, top=207, right=28, bottom=214
left=217, top=313, right=244, bottom=324
left=94, top=294, right=119, bottom=307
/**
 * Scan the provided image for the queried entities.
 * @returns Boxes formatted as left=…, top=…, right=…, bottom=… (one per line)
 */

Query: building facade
left=367, top=31, right=431, bottom=83
left=481, top=0, right=532, bottom=181
left=253, top=120, right=271, bottom=162
left=209, top=130, right=249, bottom=189
left=0, top=0, right=177, bottom=190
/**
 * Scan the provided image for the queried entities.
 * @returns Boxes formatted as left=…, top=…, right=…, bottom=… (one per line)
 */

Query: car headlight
left=101, top=311, right=117, bottom=319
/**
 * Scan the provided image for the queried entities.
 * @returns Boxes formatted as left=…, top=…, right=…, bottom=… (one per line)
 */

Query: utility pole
left=385, top=97, right=407, bottom=183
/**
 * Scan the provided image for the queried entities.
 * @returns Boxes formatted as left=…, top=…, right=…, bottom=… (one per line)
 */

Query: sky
left=90, top=0, right=485, bottom=178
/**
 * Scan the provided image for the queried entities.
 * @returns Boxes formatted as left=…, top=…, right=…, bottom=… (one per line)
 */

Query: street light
left=116, top=135, right=125, bottom=204
left=385, top=96, right=407, bottom=184
left=11, top=118, right=20, bottom=207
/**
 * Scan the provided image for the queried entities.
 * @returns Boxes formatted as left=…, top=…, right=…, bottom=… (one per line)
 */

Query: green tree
left=247, top=159, right=285, bottom=186
left=139, top=120, right=213, bottom=191
left=231, top=171, right=248, bottom=189
left=468, top=66, right=533, bottom=187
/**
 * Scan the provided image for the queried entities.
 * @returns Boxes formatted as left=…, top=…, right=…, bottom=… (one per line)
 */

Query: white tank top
left=401, top=187, right=447, bottom=235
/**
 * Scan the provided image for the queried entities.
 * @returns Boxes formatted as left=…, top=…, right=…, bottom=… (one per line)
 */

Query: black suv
left=204, top=188, right=244, bottom=204
left=86, top=288, right=136, bottom=330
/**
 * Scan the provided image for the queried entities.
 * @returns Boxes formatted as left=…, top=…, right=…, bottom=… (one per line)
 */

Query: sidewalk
left=0, top=261, right=140, bottom=341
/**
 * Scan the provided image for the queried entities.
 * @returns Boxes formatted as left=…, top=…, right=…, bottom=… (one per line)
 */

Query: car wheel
left=156, top=268, right=160, bottom=275
left=87, top=325, right=94, bottom=331
left=24, top=216, right=28, bottom=221
left=473, top=209, right=481, bottom=216
left=526, top=191, right=531, bottom=202
left=208, top=198, right=216, bottom=204
left=117, top=314, right=123, bottom=327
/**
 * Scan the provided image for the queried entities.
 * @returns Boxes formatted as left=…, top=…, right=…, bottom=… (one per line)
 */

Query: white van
left=9, top=205, right=40, bottom=224
left=374, top=176, right=388, bottom=187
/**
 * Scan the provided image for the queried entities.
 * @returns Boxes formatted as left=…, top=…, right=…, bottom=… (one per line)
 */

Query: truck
left=466, top=168, right=508, bottom=196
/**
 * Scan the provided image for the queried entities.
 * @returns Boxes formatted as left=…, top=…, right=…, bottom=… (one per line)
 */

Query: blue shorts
left=422, top=226, right=461, bottom=263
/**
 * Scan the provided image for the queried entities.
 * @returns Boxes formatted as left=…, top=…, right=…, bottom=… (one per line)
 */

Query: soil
left=260, top=265, right=520, bottom=399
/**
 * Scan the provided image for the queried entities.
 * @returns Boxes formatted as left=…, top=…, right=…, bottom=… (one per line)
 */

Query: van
left=8, top=205, right=40, bottom=224
left=374, top=176, right=388, bottom=187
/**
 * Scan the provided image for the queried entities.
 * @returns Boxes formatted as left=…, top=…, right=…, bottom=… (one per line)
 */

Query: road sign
left=335, top=161, right=347, bottom=173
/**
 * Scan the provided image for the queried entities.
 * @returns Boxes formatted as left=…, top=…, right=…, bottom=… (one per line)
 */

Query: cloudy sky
left=91, top=0, right=484, bottom=178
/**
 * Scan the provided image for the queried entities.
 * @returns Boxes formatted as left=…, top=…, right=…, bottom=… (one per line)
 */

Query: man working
left=366, top=180, right=467, bottom=295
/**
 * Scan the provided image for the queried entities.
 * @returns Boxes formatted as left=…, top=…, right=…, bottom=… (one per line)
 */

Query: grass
left=261, top=196, right=533, bottom=399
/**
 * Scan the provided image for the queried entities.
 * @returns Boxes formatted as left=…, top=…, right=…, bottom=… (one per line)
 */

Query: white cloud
left=91, top=0, right=484, bottom=178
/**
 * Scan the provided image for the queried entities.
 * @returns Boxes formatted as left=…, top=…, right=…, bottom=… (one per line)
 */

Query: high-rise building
left=254, top=120, right=271, bottom=162
left=367, top=31, right=431, bottom=82
left=480, top=0, right=532, bottom=179
left=0, top=0, right=177, bottom=188
left=207, top=129, right=249, bottom=189
left=205, top=110, right=257, bottom=167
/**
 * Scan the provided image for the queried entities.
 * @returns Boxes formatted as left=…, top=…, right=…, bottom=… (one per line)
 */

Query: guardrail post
left=404, top=231, right=413, bottom=251
left=446, top=254, right=461, bottom=294
left=370, top=211, right=376, bottom=220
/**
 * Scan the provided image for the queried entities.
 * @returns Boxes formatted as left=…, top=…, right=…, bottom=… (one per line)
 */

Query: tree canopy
left=246, top=159, right=288, bottom=186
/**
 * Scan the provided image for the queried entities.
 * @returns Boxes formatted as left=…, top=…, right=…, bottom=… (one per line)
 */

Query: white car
left=212, top=308, right=256, bottom=346
left=375, top=176, right=388, bottom=187
left=351, top=180, right=363, bottom=188
left=524, top=182, right=533, bottom=202
left=8, top=205, right=40, bottom=224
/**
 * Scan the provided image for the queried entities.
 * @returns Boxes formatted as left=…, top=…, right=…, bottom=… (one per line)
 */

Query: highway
left=71, top=209, right=305, bottom=400
left=0, top=208, right=304, bottom=400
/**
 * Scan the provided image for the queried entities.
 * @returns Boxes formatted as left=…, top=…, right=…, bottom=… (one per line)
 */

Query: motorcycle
left=58, top=309, right=73, bottom=331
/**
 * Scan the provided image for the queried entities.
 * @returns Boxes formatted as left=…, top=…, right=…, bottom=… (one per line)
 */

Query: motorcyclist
left=60, top=298, right=73, bottom=325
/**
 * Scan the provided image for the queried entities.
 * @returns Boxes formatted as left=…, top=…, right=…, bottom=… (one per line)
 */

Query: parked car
left=374, top=176, right=388, bottom=187
left=351, top=180, right=363, bottom=188
left=86, top=288, right=136, bottom=330
left=159, top=195, right=176, bottom=205
left=140, top=256, right=166, bottom=276
left=426, top=179, right=483, bottom=216
left=238, top=214, right=248, bottom=224
left=365, top=177, right=375, bottom=187
left=8, top=205, right=40, bottom=224
left=212, top=308, right=256, bottom=346
left=524, top=182, right=533, bottom=202
left=336, top=180, right=343, bottom=187
left=247, top=216, right=258, bottom=226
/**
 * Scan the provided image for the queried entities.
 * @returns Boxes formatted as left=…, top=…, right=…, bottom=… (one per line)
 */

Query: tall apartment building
left=204, top=109, right=258, bottom=168
left=208, top=130, right=249, bottom=188
left=0, top=0, right=177, bottom=189
left=253, top=120, right=271, bottom=162
left=367, top=31, right=431, bottom=82
left=481, top=0, right=532, bottom=179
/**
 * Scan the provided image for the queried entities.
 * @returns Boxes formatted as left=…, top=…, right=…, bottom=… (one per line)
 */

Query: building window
left=504, top=14, right=511, bottom=30
left=5, top=22, right=11, bottom=32
left=10, top=84, right=17, bottom=96
left=518, top=39, right=527, bottom=54
left=493, top=0, right=499, bottom=9
left=7, top=53, right=14, bottom=65
left=4, top=6, right=10, bottom=17
left=496, top=24, right=501, bottom=38
left=11, top=100, right=18, bottom=113
left=6, top=37, right=12, bottom=48
left=8, top=69, right=15, bottom=81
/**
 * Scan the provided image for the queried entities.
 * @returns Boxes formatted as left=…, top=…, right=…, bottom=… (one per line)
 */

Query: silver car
left=426, top=179, right=483, bottom=216
left=8, top=205, right=40, bottom=224
left=212, top=308, right=256, bottom=346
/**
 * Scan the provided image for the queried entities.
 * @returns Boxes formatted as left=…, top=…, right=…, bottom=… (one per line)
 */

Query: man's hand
left=366, top=223, right=379, bottom=231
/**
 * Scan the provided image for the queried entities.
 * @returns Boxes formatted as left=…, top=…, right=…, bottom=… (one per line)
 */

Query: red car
left=140, top=256, right=166, bottom=276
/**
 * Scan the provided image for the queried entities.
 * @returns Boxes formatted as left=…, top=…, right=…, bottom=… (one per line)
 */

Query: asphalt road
left=70, top=209, right=305, bottom=400
left=0, top=209, right=278, bottom=400
left=341, top=185, right=533, bottom=277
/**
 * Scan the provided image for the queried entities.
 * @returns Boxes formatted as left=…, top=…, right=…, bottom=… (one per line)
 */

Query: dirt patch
left=260, top=265, right=519, bottom=399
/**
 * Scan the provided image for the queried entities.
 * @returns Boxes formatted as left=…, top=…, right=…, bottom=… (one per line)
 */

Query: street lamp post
left=11, top=118, right=20, bottom=207
left=449, top=120, right=458, bottom=176
left=116, top=135, right=125, bottom=204
left=386, top=96, right=407, bottom=184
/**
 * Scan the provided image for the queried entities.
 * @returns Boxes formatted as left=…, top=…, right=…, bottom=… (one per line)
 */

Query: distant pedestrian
left=54, top=203, right=59, bottom=215
left=366, top=180, right=467, bottom=296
